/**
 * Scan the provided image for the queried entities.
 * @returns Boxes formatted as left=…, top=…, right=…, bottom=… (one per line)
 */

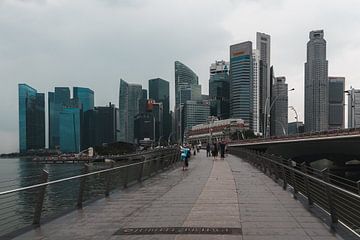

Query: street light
left=263, top=88, right=295, bottom=138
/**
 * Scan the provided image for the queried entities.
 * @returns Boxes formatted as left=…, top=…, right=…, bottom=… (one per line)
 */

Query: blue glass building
left=230, top=41, right=253, bottom=125
left=18, top=84, right=45, bottom=152
left=59, top=107, right=81, bottom=153
left=73, top=87, right=94, bottom=112
left=48, top=87, right=70, bottom=149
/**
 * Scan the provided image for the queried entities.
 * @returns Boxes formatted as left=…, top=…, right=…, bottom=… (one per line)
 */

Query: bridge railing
left=229, top=127, right=360, bottom=145
left=0, top=147, right=180, bottom=238
left=230, top=148, right=360, bottom=235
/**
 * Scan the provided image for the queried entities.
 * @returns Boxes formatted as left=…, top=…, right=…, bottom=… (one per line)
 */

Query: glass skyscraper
left=149, top=78, right=171, bottom=139
left=118, top=79, right=143, bottom=143
left=328, top=77, right=345, bottom=129
left=59, top=107, right=81, bottom=153
left=18, top=84, right=45, bottom=152
left=209, top=60, right=230, bottom=120
left=270, top=77, right=288, bottom=136
left=48, top=87, right=70, bottom=149
left=73, top=87, right=94, bottom=112
left=230, top=41, right=253, bottom=125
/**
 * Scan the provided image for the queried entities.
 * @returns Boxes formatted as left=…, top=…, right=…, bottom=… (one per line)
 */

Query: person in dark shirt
left=219, top=140, right=226, bottom=160
left=206, top=142, right=211, bottom=157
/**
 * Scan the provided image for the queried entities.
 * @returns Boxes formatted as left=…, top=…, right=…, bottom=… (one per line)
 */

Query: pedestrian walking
left=206, top=142, right=211, bottom=157
left=212, top=142, right=218, bottom=160
left=219, top=140, right=226, bottom=160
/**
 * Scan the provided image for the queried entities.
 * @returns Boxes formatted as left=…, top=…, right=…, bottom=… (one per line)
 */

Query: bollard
left=322, top=169, right=338, bottom=231
left=33, top=169, right=49, bottom=225
left=301, top=162, right=313, bottom=207
left=77, top=164, right=89, bottom=209
left=105, top=161, right=115, bottom=197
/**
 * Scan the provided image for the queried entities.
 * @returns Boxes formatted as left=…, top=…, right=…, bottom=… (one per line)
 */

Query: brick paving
left=14, top=151, right=343, bottom=240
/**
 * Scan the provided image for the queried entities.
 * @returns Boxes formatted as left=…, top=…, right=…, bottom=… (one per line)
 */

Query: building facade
left=174, top=61, right=201, bottom=142
left=149, top=78, right=171, bottom=139
left=59, top=107, right=81, bottom=153
left=118, top=79, right=142, bottom=143
left=252, top=49, right=260, bottom=134
left=328, top=77, right=345, bottom=129
left=270, top=77, right=288, bottom=136
left=18, top=84, right=45, bottom=152
left=73, top=87, right=94, bottom=112
left=209, top=60, right=230, bottom=120
left=48, top=87, right=70, bottom=149
left=183, top=100, right=210, bottom=140
left=347, top=88, right=360, bottom=128
left=230, top=41, right=253, bottom=126
left=288, top=121, right=304, bottom=135
left=256, top=32, right=271, bottom=135
left=305, top=30, right=329, bottom=132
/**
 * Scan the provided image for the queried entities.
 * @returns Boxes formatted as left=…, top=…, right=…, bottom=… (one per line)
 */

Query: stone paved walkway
left=14, top=151, right=343, bottom=240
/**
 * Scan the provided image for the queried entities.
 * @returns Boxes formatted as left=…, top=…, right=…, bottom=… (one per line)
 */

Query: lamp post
left=289, top=106, right=299, bottom=134
left=264, top=88, right=294, bottom=138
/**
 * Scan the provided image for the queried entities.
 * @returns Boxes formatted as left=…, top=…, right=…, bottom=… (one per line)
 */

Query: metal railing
left=229, top=127, right=360, bottom=145
left=229, top=148, right=360, bottom=236
left=0, top=147, right=180, bottom=238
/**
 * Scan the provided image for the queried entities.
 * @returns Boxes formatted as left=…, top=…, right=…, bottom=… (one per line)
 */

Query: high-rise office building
left=348, top=88, right=360, bottom=128
left=139, top=89, right=148, bottom=114
left=85, top=103, right=119, bottom=148
left=270, top=77, right=288, bottom=136
left=209, top=60, right=230, bottom=120
left=305, top=30, right=329, bottom=132
left=256, top=32, right=271, bottom=135
left=328, top=77, right=345, bottom=129
left=18, top=84, right=45, bottom=152
left=174, top=61, right=201, bottom=142
left=73, top=87, right=94, bottom=112
left=252, top=50, right=260, bottom=134
left=48, top=87, right=70, bottom=149
left=149, top=78, right=171, bottom=139
left=118, top=79, right=142, bottom=143
left=183, top=100, right=210, bottom=138
left=59, top=107, right=81, bottom=153
left=230, top=41, right=253, bottom=125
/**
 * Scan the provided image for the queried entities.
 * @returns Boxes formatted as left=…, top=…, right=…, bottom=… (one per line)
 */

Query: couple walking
left=206, top=140, right=226, bottom=160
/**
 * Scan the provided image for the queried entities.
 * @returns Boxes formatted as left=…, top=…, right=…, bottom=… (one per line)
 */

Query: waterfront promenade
left=15, top=151, right=342, bottom=240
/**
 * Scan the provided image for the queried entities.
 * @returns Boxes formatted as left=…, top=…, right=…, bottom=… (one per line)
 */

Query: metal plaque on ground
left=114, top=227, right=242, bottom=235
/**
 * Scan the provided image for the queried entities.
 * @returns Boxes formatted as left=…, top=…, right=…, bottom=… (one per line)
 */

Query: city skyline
left=1, top=0, right=360, bottom=152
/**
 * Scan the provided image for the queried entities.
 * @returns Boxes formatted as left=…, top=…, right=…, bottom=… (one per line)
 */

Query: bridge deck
left=15, top=151, right=341, bottom=240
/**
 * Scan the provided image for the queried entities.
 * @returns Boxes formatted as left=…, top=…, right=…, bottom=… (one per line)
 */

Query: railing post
left=289, top=159, right=298, bottom=199
left=105, top=160, right=115, bottom=197
left=322, top=168, right=338, bottom=231
left=77, top=164, right=89, bottom=209
left=281, top=161, right=287, bottom=190
left=138, top=156, right=145, bottom=182
left=357, top=180, right=360, bottom=195
left=301, top=162, right=313, bottom=207
left=33, top=169, right=49, bottom=225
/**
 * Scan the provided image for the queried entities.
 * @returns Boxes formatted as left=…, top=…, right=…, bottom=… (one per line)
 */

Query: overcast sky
left=0, top=0, right=359, bottom=153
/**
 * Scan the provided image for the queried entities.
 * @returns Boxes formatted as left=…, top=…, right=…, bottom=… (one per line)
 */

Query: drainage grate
left=114, top=227, right=242, bottom=235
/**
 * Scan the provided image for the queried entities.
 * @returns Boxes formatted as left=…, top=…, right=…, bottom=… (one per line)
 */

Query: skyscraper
left=48, top=87, right=71, bottom=149
left=270, top=77, right=288, bottom=136
left=149, top=78, right=171, bottom=139
left=209, top=60, right=230, bottom=120
left=256, top=32, right=271, bottom=135
left=348, top=88, right=360, bottom=128
left=230, top=41, right=253, bottom=125
left=18, top=84, right=45, bottom=152
left=118, top=79, right=142, bottom=143
left=59, top=107, right=81, bottom=153
left=73, top=87, right=94, bottom=112
left=328, top=77, right=345, bottom=129
left=174, top=61, right=201, bottom=142
left=252, top=49, right=260, bottom=134
left=305, top=30, right=329, bottom=132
